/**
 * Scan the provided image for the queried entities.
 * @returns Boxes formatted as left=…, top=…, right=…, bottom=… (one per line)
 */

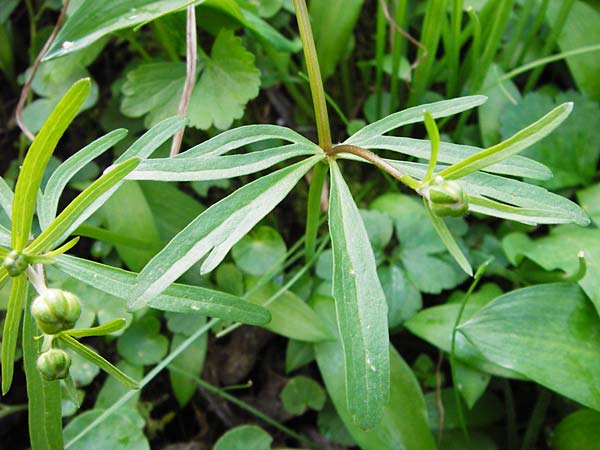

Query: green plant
left=3, top=1, right=600, bottom=449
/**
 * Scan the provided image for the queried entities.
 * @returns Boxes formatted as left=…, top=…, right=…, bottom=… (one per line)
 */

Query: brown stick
left=15, top=0, right=70, bottom=141
left=169, top=5, right=197, bottom=157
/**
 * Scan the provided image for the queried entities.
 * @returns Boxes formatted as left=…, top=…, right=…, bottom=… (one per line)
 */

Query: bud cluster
left=422, top=176, right=468, bottom=217
left=2, top=250, right=29, bottom=277
left=31, top=289, right=81, bottom=381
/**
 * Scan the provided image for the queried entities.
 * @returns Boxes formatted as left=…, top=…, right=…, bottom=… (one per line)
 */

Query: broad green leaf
left=95, top=361, right=143, bottom=410
left=45, top=0, right=205, bottom=60
left=54, top=254, right=271, bottom=325
left=168, top=330, right=207, bottom=407
left=131, top=156, right=321, bottom=310
left=345, top=95, right=487, bottom=145
left=66, top=345, right=101, bottom=387
left=176, top=124, right=314, bottom=159
left=101, top=181, right=160, bottom=271
left=360, top=209, right=393, bottom=250
left=314, top=295, right=436, bottom=450
left=280, top=375, right=326, bottom=415
left=188, top=29, right=260, bottom=130
left=360, top=135, right=551, bottom=180
left=25, top=158, right=140, bottom=255
left=309, top=0, right=364, bottom=79
left=39, top=129, right=128, bottom=229
left=439, top=103, right=573, bottom=180
left=58, top=333, right=139, bottom=389
left=500, top=91, right=600, bottom=189
left=1, top=274, right=28, bottom=394
left=553, top=409, right=600, bottom=450
left=317, top=402, right=356, bottom=447
left=454, top=360, right=490, bottom=409
left=405, top=302, right=526, bottom=379
left=12, top=78, right=90, bottom=250
left=127, top=143, right=319, bottom=181
left=502, top=226, right=600, bottom=316
left=378, top=264, right=422, bottom=328
left=424, top=199, right=472, bottom=276
left=232, top=226, right=287, bottom=276
left=329, top=161, right=390, bottom=429
left=248, top=282, right=331, bottom=342
left=120, top=62, right=186, bottom=128
left=117, top=316, right=168, bottom=366
left=547, top=0, right=600, bottom=100
left=213, top=425, right=271, bottom=450
left=460, top=283, right=600, bottom=410
left=577, top=183, right=600, bottom=227
left=425, top=389, right=504, bottom=430
left=22, top=291, right=64, bottom=450
left=63, top=409, right=149, bottom=450
left=285, top=339, right=315, bottom=373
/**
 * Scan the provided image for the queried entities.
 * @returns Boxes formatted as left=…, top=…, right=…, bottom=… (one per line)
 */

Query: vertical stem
left=374, top=2, right=387, bottom=120
left=502, top=0, right=536, bottom=67
left=447, top=0, right=463, bottom=97
left=390, top=0, right=408, bottom=112
left=520, top=388, right=552, bottom=450
left=170, top=5, right=197, bottom=157
left=516, top=0, right=549, bottom=67
left=293, top=0, right=332, bottom=151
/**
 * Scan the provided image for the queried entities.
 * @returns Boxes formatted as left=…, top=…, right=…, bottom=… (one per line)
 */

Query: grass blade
left=328, top=161, right=390, bottom=430
left=11, top=79, right=90, bottom=251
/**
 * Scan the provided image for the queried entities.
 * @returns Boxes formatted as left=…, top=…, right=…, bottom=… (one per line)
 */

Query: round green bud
left=31, top=289, right=81, bottom=334
left=36, top=348, right=71, bottom=381
left=426, top=176, right=468, bottom=217
left=2, top=250, right=29, bottom=277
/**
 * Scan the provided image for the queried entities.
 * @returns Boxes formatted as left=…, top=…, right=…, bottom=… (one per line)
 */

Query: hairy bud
left=31, top=289, right=81, bottom=334
left=36, top=348, right=71, bottom=381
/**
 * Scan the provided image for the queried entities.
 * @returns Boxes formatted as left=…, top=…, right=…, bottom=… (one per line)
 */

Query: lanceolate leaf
left=329, top=161, right=390, bottom=430
left=54, top=254, right=271, bottom=325
left=345, top=95, right=487, bottom=145
left=0, top=176, right=14, bottom=218
left=314, top=295, right=436, bottom=449
left=127, top=144, right=320, bottom=181
left=39, top=128, right=128, bottom=229
left=439, top=103, right=573, bottom=180
left=11, top=79, right=90, bottom=251
left=176, top=124, right=315, bottom=159
left=460, top=283, right=600, bottom=411
left=26, top=158, right=141, bottom=255
left=131, top=156, right=321, bottom=310
left=360, top=135, right=551, bottom=180
left=1, top=274, right=28, bottom=394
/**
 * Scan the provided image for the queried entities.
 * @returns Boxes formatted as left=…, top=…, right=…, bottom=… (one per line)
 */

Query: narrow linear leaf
left=131, top=156, right=321, bottom=310
left=40, top=128, right=128, bottom=229
left=54, top=254, right=271, bottom=325
left=329, top=161, right=390, bottom=430
left=360, top=135, right=552, bottom=180
left=25, top=158, right=141, bottom=255
left=57, top=333, right=139, bottom=389
left=176, top=125, right=315, bottom=159
left=1, top=274, right=28, bottom=394
left=23, top=291, right=64, bottom=450
left=423, top=200, right=472, bottom=275
left=127, top=144, right=319, bottom=181
left=115, top=115, right=187, bottom=163
left=64, top=318, right=127, bottom=338
left=440, top=103, right=573, bottom=180
left=467, top=195, right=577, bottom=225
left=346, top=95, right=487, bottom=145
left=11, top=79, right=90, bottom=250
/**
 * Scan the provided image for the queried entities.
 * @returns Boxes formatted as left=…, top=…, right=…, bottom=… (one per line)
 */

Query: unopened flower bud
left=36, top=348, right=71, bottom=381
left=425, top=176, right=468, bottom=217
left=2, top=250, right=29, bottom=277
left=31, top=289, right=81, bottom=334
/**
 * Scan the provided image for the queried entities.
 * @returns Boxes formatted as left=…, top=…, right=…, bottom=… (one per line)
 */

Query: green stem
left=305, top=162, right=328, bottom=263
left=293, top=0, right=332, bottom=150
left=515, top=0, right=549, bottom=67
left=374, top=2, right=387, bottom=119
left=447, top=0, right=464, bottom=97
left=502, top=0, right=536, bottom=67
left=171, top=367, right=326, bottom=450
left=520, top=388, right=552, bottom=450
